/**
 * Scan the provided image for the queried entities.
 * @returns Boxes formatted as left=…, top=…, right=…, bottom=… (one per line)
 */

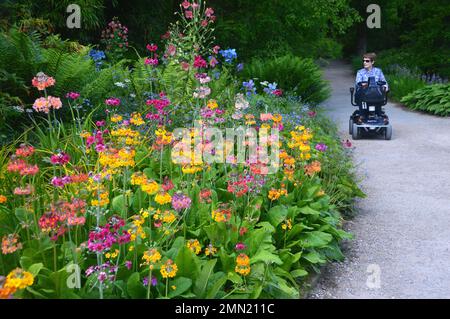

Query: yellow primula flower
left=281, top=218, right=292, bottom=231
left=207, top=99, right=218, bottom=110
left=162, top=210, right=176, bottom=224
left=205, top=244, right=217, bottom=256
left=155, top=192, right=172, bottom=205
left=142, top=248, right=162, bottom=266
left=186, top=239, right=201, bottom=255
left=141, top=180, right=159, bottom=195
left=160, top=259, right=178, bottom=278
left=4, top=268, right=34, bottom=290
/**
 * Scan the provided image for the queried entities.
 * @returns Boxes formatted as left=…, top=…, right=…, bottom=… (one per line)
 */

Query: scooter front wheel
left=385, top=125, right=392, bottom=140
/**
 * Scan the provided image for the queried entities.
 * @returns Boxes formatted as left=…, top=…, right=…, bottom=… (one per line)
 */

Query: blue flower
left=89, top=49, right=106, bottom=71
left=242, top=79, right=256, bottom=96
left=89, top=49, right=106, bottom=61
left=219, top=48, right=237, bottom=64
left=263, top=82, right=278, bottom=95
left=213, top=71, right=221, bottom=80
left=236, top=63, right=244, bottom=72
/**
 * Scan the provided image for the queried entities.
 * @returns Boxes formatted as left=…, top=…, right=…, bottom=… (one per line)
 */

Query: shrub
left=241, top=54, right=330, bottom=105
left=401, top=84, right=450, bottom=116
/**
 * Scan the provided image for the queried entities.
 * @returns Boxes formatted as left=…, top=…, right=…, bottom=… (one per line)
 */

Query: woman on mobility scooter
left=349, top=52, right=392, bottom=140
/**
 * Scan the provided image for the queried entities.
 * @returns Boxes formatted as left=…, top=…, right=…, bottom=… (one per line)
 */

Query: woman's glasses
left=363, top=59, right=372, bottom=63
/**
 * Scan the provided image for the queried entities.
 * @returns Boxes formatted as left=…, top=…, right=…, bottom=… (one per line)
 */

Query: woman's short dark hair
left=363, top=52, right=377, bottom=61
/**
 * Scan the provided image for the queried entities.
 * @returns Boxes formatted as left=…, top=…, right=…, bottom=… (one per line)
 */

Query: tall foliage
left=241, top=55, right=331, bottom=105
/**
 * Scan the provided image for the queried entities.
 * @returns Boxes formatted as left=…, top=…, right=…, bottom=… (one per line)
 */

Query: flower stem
left=165, top=277, right=169, bottom=298
left=53, top=244, right=57, bottom=272
left=147, top=268, right=153, bottom=299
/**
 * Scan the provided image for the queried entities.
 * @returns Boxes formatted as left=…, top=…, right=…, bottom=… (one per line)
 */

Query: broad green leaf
left=298, top=206, right=320, bottom=215
left=218, top=248, right=235, bottom=273
left=250, top=283, right=263, bottom=299
left=194, top=259, right=217, bottom=297
left=28, top=263, right=44, bottom=277
left=127, top=272, right=146, bottom=299
left=206, top=275, right=227, bottom=299
left=175, top=246, right=200, bottom=280
left=303, top=251, right=326, bottom=264
left=256, top=221, right=275, bottom=233
left=291, top=269, right=308, bottom=278
left=299, top=231, right=333, bottom=248
left=168, top=277, right=192, bottom=298
left=15, top=207, right=29, bottom=222
left=250, top=250, right=283, bottom=265
left=111, top=195, right=125, bottom=214
left=267, top=205, right=288, bottom=227
left=20, top=256, right=33, bottom=270
left=227, top=272, right=242, bottom=285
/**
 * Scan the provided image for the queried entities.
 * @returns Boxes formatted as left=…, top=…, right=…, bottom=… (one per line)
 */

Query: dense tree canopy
left=0, top=0, right=448, bottom=73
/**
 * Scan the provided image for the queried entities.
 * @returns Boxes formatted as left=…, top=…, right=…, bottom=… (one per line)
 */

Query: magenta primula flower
left=146, top=98, right=170, bottom=111
left=193, top=55, right=207, bottom=68
left=87, top=216, right=130, bottom=253
left=145, top=57, right=159, bottom=66
left=105, top=97, right=121, bottom=106
left=50, top=151, right=71, bottom=165
left=146, top=43, right=158, bottom=52
left=51, top=176, right=72, bottom=187
left=66, top=92, right=80, bottom=100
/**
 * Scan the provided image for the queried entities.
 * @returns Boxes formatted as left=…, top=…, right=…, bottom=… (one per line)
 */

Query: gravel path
left=308, top=60, right=450, bottom=299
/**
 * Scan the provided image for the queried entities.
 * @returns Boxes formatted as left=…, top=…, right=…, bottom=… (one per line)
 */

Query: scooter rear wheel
left=352, top=123, right=360, bottom=140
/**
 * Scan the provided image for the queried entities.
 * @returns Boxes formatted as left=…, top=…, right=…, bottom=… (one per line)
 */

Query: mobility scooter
left=349, top=76, right=392, bottom=140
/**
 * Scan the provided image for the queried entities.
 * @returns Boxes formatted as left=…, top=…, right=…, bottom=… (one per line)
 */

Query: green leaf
left=256, top=221, right=275, bottom=233
left=279, top=250, right=302, bottom=271
left=168, top=277, right=192, bottom=298
left=299, top=231, right=333, bottom=248
left=286, top=223, right=308, bottom=240
left=111, top=195, right=125, bottom=214
left=127, top=272, right=146, bottom=299
left=15, top=207, right=29, bottom=222
left=28, top=263, right=44, bottom=277
left=266, top=276, right=299, bottom=299
left=251, top=250, right=283, bottom=265
left=298, top=205, right=321, bottom=215
left=20, top=256, right=33, bottom=270
left=227, top=272, right=243, bottom=285
left=250, top=283, right=263, bottom=299
left=175, top=246, right=200, bottom=280
left=131, top=188, right=147, bottom=211
left=206, top=275, right=227, bottom=299
left=194, top=259, right=217, bottom=297
left=291, top=269, right=308, bottom=278
left=267, top=205, right=288, bottom=227
left=26, top=286, right=48, bottom=299
left=218, top=248, right=235, bottom=273
left=165, top=236, right=185, bottom=260
left=303, top=251, right=326, bottom=264
left=204, top=223, right=227, bottom=245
